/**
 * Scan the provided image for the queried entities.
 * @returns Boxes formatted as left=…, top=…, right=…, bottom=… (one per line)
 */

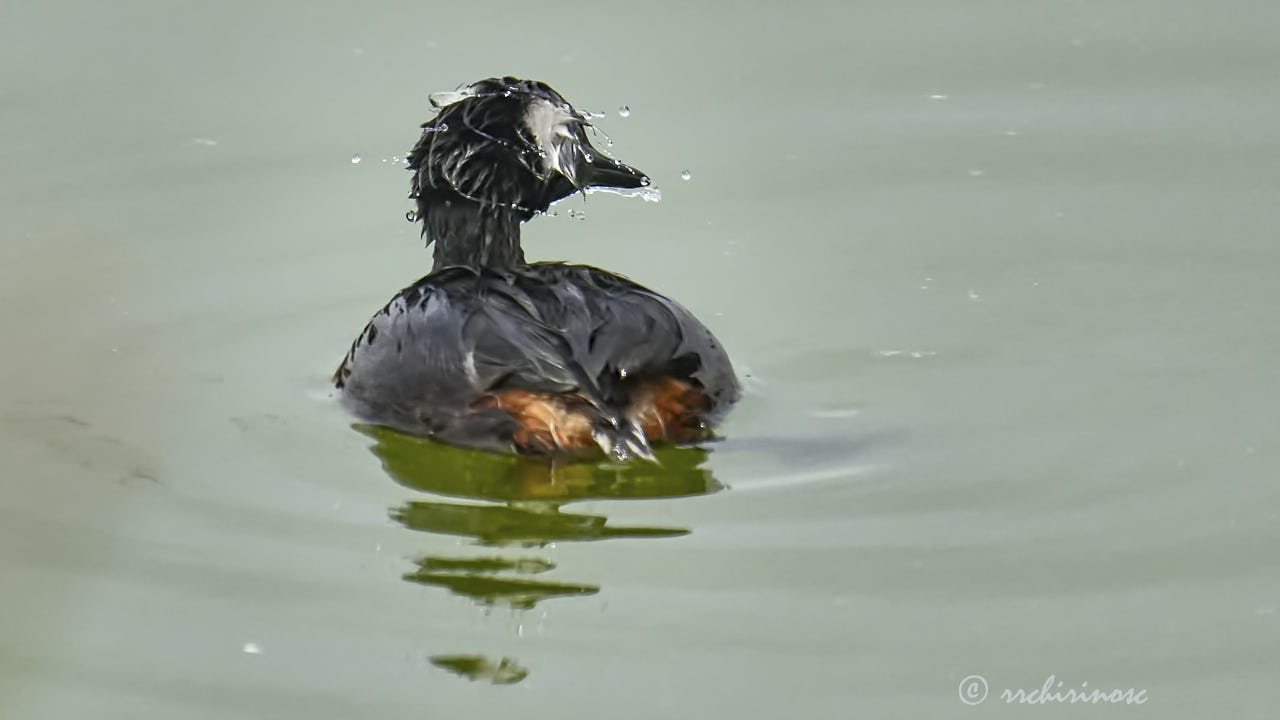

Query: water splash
left=586, top=125, right=613, bottom=147
left=680, top=170, right=692, bottom=181
left=351, top=154, right=362, bottom=164
left=583, top=185, right=662, bottom=203
left=618, top=105, right=631, bottom=117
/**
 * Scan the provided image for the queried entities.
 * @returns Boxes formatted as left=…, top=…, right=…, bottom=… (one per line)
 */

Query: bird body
left=335, top=77, right=737, bottom=460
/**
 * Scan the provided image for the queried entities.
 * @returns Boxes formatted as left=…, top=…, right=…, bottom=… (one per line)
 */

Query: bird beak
left=582, top=153, right=649, bottom=190
left=549, top=125, right=649, bottom=192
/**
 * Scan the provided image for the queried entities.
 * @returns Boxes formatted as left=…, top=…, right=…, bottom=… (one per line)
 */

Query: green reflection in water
left=416, top=555, right=555, bottom=574
left=358, top=424, right=720, bottom=684
left=390, top=500, right=688, bottom=546
left=429, top=655, right=529, bottom=685
left=357, top=424, right=722, bottom=503
left=405, top=569, right=598, bottom=609
left=406, top=555, right=594, bottom=609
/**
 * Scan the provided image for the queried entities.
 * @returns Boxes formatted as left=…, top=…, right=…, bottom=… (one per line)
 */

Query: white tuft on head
left=522, top=98, right=579, bottom=176
left=428, top=89, right=472, bottom=109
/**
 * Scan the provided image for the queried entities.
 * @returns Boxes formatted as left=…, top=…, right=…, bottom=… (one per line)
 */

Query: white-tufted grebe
left=334, top=77, right=737, bottom=460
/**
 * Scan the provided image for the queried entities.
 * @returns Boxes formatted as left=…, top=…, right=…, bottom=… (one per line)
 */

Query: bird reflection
left=362, top=424, right=721, bottom=507
left=403, top=559, right=599, bottom=610
left=356, top=425, right=721, bottom=682
left=429, top=655, right=529, bottom=685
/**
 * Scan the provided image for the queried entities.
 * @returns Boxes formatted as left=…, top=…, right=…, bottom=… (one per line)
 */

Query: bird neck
left=423, top=201, right=527, bottom=272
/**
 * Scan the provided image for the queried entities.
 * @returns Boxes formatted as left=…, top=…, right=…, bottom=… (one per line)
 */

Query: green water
left=2, top=1, right=1278, bottom=718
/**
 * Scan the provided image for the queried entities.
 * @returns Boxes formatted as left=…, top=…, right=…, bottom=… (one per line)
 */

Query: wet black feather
left=335, top=263, right=738, bottom=449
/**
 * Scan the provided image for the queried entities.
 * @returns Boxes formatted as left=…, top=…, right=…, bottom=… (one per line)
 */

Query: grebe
left=334, top=77, right=737, bottom=460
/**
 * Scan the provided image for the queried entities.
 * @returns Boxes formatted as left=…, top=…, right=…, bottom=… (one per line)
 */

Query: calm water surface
left=2, top=1, right=1277, bottom=718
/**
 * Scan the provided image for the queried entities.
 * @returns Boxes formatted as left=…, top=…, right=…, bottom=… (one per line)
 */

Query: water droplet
left=391, top=155, right=399, bottom=163
left=680, top=170, right=692, bottom=181
left=350, top=154, right=362, bottom=164
left=405, top=210, right=418, bottom=222
left=618, top=105, right=630, bottom=117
